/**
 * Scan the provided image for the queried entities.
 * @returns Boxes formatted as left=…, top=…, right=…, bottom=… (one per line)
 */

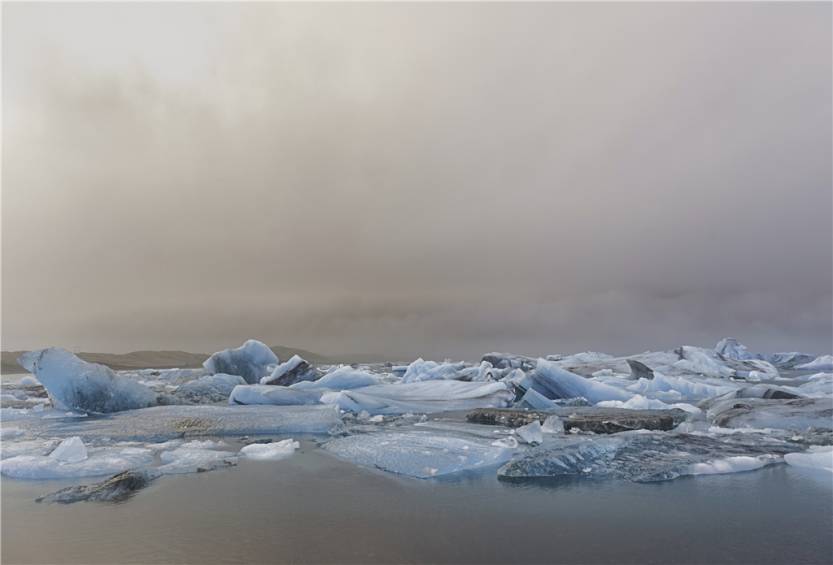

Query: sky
left=2, top=2, right=831, bottom=360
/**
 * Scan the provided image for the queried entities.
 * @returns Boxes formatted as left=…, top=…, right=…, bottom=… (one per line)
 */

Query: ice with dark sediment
left=497, top=430, right=801, bottom=482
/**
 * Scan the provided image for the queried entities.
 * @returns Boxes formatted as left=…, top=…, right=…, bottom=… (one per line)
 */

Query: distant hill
left=1, top=345, right=332, bottom=374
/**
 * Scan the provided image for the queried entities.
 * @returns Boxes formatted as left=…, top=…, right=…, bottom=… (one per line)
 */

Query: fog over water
left=3, top=3, right=831, bottom=359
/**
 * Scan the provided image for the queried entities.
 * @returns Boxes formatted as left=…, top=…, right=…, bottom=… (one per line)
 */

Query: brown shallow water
left=2, top=439, right=832, bottom=565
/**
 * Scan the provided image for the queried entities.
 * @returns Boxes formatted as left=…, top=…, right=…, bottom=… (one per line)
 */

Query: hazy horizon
left=3, top=2, right=831, bottom=360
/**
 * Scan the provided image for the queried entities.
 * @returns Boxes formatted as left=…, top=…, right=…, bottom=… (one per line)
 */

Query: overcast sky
left=3, top=2, right=831, bottom=360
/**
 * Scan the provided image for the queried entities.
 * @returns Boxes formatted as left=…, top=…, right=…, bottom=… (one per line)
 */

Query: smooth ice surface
left=203, top=340, right=278, bottom=384
left=785, top=446, right=833, bottom=472
left=240, top=439, right=300, bottom=461
left=320, top=381, right=513, bottom=415
left=797, top=355, right=833, bottom=371
left=519, top=388, right=559, bottom=410
left=175, top=374, right=246, bottom=403
left=289, top=366, right=382, bottom=391
left=229, top=385, right=323, bottom=406
left=530, top=359, right=631, bottom=404
left=324, top=430, right=516, bottom=478
left=17, top=348, right=157, bottom=413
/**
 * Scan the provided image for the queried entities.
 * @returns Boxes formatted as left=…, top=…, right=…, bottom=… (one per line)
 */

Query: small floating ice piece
left=784, top=446, right=833, bottom=473
left=542, top=415, right=564, bottom=434
left=49, top=436, right=88, bottom=463
left=516, top=421, right=543, bottom=445
left=156, top=445, right=237, bottom=474
left=203, top=340, right=277, bottom=384
left=239, top=439, right=300, bottom=461
left=687, top=455, right=780, bottom=476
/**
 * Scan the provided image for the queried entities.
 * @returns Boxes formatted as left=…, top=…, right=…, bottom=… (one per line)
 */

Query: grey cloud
left=2, top=2, right=831, bottom=359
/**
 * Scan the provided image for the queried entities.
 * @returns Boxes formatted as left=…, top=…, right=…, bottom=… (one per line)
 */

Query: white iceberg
left=320, top=380, right=513, bottom=415
left=229, top=384, right=323, bottom=406
left=239, top=439, right=300, bottom=461
left=17, top=348, right=158, bottom=413
left=203, top=340, right=277, bottom=384
left=597, top=394, right=701, bottom=415
left=796, top=355, right=833, bottom=372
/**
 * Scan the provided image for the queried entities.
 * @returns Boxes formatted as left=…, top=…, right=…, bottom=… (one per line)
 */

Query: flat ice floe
left=324, top=428, right=517, bottom=478
left=6, top=404, right=343, bottom=442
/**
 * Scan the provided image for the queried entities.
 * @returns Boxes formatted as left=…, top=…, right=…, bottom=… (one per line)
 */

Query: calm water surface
left=2, top=438, right=832, bottom=564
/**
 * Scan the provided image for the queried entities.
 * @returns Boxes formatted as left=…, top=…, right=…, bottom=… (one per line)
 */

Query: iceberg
left=17, top=348, right=158, bottom=413
left=36, top=470, right=154, bottom=504
left=324, top=430, right=517, bottom=478
left=796, top=355, right=833, bottom=372
left=239, top=439, right=300, bottom=461
left=597, top=395, right=701, bottom=415
left=203, top=340, right=277, bottom=384
left=229, top=384, right=323, bottom=406
left=289, top=366, right=381, bottom=391
left=320, top=381, right=513, bottom=415
left=715, top=337, right=755, bottom=361
left=708, top=397, right=833, bottom=431
left=528, top=359, right=631, bottom=404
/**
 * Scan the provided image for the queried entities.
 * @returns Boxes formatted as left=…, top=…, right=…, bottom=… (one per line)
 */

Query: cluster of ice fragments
left=2, top=338, right=831, bottom=502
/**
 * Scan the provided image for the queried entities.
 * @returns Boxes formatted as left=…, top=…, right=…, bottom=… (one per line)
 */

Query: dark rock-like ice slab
left=467, top=407, right=687, bottom=434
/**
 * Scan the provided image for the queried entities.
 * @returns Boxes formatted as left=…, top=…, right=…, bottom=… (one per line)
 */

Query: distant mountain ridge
left=1, top=345, right=333, bottom=374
